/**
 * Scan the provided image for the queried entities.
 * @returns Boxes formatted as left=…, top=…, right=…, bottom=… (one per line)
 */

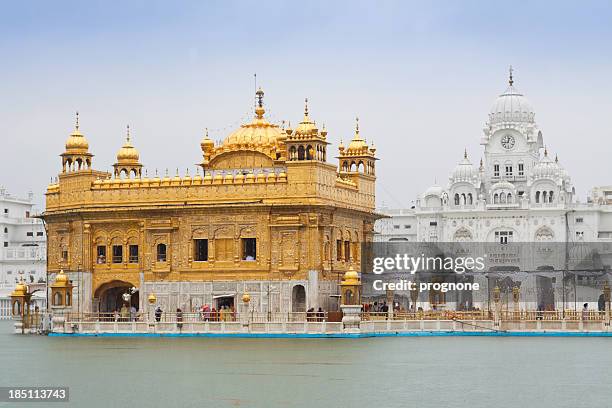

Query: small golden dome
left=56, top=270, right=68, bottom=283
left=11, top=280, right=27, bottom=296
left=200, top=128, right=215, bottom=150
left=342, top=266, right=360, bottom=284
left=242, top=293, right=251, bottom=303
left=345, top=117, right=371, bottom=153
left=116, top=126, right=140, bottom=163
left=147, top=293, right=157, bottom=305
left=294, top=98, right=317, bottom=135
left=65, top=112, right=90, bottom=153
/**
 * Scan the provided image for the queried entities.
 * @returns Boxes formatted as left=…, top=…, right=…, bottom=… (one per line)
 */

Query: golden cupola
left=113, top=125, right=143, bottom=178
left=285, top=98, right=329, bottom=162
left=201, top=88, right=285, bottom=170
left=200, top=128, right=215, bottom=166
left=338, top=117, right=377, bottom=176
left=61, top=112, right=93, bottom=172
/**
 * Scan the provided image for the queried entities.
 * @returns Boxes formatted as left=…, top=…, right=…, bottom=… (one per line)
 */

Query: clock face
left=501, top=134, right=515, bottom=149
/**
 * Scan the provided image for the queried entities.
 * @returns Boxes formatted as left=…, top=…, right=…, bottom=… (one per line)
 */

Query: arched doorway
left=291, top=285, right=306, bottom=312
left=95, top=280, right=139, bottom=313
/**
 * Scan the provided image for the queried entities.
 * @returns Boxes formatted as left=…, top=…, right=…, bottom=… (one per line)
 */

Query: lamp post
left=493, top=285, right=501, bottom=325
left=604, top=283, right=610, bottom=325
left=147, top=293, right=157, bottom=323
left=242, top=292, right=251, bottom=329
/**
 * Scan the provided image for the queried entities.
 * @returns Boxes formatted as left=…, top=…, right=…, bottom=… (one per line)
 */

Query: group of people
left=306, top=307, right=325, bottom=321
left=113, top=304, right=138, bottom=321
left=363, top=301, right=394, bottom=313
left=197, top=304, right=236, bottom=322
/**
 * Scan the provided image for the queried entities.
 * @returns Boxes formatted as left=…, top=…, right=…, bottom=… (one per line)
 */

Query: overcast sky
left=1, top=0, right=611, bottom=210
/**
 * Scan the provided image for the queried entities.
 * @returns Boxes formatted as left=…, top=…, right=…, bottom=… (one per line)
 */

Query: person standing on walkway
left=176, top=308, right=183, bottom=330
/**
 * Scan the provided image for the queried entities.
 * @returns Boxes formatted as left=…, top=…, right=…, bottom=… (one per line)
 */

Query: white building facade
left=374, top=72, right=612, bottom=311
left=0, top=187, right=47, bottom=319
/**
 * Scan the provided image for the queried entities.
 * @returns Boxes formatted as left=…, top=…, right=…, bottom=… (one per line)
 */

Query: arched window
left=542, top=191, right=548, bottom=203
left=298, top=146, right=305, bottom=160
left=467, top=193, right=473, bottom=205
left=500, top=192, right=506, bottom=203
left=535, top=191, right=540, bottom=203
left=549, top=191, right=554, bottom=203
left=289, top=146, right=296, bottom=160
left=461, top=193, right=466, bottom=205
left=507, top=193, right=513, bottom=203
left=454, top=194, right=460, bottom=205
left=156, top=243, right=167, bottom=262
left=494, top=193, right=499, bottom=204
left=53, top=292, right=62, bottom=306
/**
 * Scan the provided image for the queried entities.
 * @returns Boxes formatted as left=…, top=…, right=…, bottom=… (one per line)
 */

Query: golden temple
left=42, top=89, right=379, bottom=314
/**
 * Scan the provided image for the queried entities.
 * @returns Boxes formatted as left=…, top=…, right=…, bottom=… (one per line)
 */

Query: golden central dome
left=116, top=126, right=140, bottom=163
left=221, top=88, right=284, bottom=149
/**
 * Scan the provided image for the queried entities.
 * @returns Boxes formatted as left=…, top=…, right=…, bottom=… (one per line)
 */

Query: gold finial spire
left=355, top=117, right=359, bottom=134
left=509, top=65, right=514, bottom=86
left=544, top=146, right=548, bottom=157
left=480, top=157, right=484, bottom=169
left=126, top=125, right=131, bottom=143
left=75, top=111, right=80, bottom=130
left=304, top=98, right=309, bottom=117
left=255, top=87, right=265, bottom=119
left=555, top=154, right=558, bottom=163
left=464, top=148, right=468, bottom=159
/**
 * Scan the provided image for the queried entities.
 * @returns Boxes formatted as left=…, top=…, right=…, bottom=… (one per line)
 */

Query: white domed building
left=375, top=69, right=612, bottom=311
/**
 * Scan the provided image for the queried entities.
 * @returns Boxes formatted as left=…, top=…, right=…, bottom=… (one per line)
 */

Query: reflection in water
left=1, top=321, right=611, bottom=408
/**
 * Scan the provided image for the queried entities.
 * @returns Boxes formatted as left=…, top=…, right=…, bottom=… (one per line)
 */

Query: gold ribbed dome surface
left=223, top=119, right=283, bottom=148
left=117, top=142, right=139, bottom=162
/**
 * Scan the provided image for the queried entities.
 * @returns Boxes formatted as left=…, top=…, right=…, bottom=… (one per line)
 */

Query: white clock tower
left=480, top=67, right=543, bottom=198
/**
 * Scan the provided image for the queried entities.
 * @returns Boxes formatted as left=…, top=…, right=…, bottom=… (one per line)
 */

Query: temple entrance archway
left=291, top=285, right=306, bottom=312
left=95, top=280, right=139, bottom=313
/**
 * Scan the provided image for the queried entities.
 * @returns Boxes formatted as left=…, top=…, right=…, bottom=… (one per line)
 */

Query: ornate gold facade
left=43, top=89, right=379, bottom=313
